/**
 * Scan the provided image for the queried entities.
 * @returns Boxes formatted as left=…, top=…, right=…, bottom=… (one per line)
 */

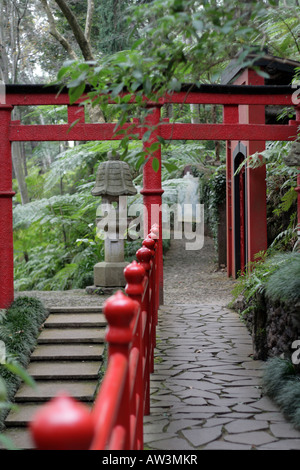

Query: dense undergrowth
left=231, top=251, right=300, bottom=309
left=0, top=297, right=48, bottom=429
left=231, top=250, right=300, bottom=428
left=262, top=357, right=300, bottom=430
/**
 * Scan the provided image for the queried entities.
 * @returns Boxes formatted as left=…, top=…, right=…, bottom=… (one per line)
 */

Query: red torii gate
left=0, top=78, right=299, bottom=309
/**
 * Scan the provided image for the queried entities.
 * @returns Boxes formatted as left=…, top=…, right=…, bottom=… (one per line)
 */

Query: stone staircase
left=0, top=306, right=106, bottom=450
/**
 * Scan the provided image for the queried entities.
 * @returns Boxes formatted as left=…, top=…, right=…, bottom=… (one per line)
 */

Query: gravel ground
left=16, top=236, right=236, bottom=309
left=163, top=236, right=236, bottom=306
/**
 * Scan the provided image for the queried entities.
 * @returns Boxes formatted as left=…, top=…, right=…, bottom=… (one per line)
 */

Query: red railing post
left=143, top=233, right=157, bottom=341
left=91, top=290, right=138, bottom=450
left=29, top=231, right=161, bottom=451
left=149, top=224, right=160, bottom=337
left=136, top=245, right=154, bottom=374
left=30, top=393, right=94, bottom=450
left=124, top=260, right=146, bottom=449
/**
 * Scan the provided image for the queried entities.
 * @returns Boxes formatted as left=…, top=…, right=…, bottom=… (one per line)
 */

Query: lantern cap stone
left=92, top=150, right=137, bottom=197
left=284, top=141, right=300, bottom=167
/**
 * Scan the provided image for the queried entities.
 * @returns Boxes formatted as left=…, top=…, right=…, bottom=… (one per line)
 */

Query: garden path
left=144, top=237, right=300, bottom=450
left=5, top=236, right=300, bottom=450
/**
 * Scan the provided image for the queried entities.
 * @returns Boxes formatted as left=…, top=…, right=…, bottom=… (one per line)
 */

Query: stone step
left=30, top=344, right=105, bottom=361
left=0, top=427, right=36, bottom=450
left=26, top=361, right=100, bottom=380
left=14, top=380, right=98, bottom=403
left=48, top=306, right=102, bottom=314
left=5, top=402, right=93, bottom=428
left=0, top=305, right=107, bottom=451
left=5, top=404, right=50, bottom=428
left=37, top=327, right=106, bottom=344
left=44, top=313, right=107, bottom=328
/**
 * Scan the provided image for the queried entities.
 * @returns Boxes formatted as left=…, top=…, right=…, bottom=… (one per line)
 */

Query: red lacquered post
left=94, top=291, right=138, bottom=450
left=143, top=234, right=157, bottom=337
left=30, top=393, right=94, bottom=450
left=149, top=225, right=159, bottom=328
left=136, top=246, right=154, bottom=374
left=0, top=105, right=15, bottom=309
left=140, top=107, right=164, bottom=306
left=124, top=261, right=146, bottom=447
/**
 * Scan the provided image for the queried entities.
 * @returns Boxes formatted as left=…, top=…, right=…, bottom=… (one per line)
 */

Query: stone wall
left=241, top=293, right=300, bottom=364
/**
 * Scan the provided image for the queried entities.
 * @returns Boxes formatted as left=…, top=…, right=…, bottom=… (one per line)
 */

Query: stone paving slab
left=14, top=380, right=98, bottom=403
left=48, top=306, right=103, bottom=313
left=26, top=361, right=100, bottom=380
left=4, top=401, right=93, bottom=428
left=37, top=327, right=106, bottom=344
left=144, top=304, right=300, bottom=451
left=44, top=313, right=106, bottom=328
left=30, top=344, right=104, bottom=361
left=5, top=404, right=51, bottom=427
left=0, top=427, right=36, bottom=450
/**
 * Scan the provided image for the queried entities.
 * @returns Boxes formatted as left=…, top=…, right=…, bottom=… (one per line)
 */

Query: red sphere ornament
left=30, top=393, right=94, bottom=450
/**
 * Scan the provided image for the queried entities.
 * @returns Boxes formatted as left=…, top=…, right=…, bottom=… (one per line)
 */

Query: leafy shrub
left=0, top=297, right=48, bottom=401
left=231, top=251, right=300, bottom=307
left=265, top=252, right=300, bottom=304
left=262, top=357, right=300, bottom=429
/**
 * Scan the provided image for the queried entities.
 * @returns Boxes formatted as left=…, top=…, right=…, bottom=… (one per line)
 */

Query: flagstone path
left=143, top=237, right=300, bottom=450
left=144, top=303, right=300, bottom=450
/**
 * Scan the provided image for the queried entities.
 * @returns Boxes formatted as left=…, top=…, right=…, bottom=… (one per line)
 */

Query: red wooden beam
left=6, top=92, right=71, bottom=106
left=9, top=123, right=141, bottom=142
left=5, top=85, right=295, bottom=107
left=160, top=123, right=298, bottom=142
left=162, top=91, right=294, bottom=106
left=8, top=122, right=298, bottom=142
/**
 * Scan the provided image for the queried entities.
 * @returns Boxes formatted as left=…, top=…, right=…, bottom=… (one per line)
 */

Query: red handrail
left=29, top=226, right=159, bottom=450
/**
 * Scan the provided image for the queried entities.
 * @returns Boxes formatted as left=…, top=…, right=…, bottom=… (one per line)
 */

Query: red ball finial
left=30, top=393, right=94, bottom=450
left=103, top=290, right=139, bottom=344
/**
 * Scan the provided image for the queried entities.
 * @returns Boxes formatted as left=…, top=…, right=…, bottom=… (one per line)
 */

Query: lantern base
left=94, top=261, right=129, bottom=287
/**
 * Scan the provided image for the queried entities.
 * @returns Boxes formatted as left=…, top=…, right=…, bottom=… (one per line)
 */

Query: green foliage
left=0, top=297, right=47, bottom=368
left=265, top=252, right=300, bottom=303
left=13, top=186, right=104, bottom=291
left=56, top=1, right=280, bottom=159
left=262, top=357, right=297, bottom=398
left=231, top=251, right=300, bottom=305
left=0, top=297, right=47, bottom=427
left=94, top=0, right=133, bottom=54
left=262, top=357, right=300, bottom=429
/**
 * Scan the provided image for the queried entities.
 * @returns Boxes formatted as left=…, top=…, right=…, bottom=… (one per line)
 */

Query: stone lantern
left=91, top=150, right=137, bottom=289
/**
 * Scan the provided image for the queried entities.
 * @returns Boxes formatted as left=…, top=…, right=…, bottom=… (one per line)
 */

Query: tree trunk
left=12, top=142, right=29, bottom=204
left=190, top=104, right=200, bottom=124
left=54, top=0, right=95, bottom=61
